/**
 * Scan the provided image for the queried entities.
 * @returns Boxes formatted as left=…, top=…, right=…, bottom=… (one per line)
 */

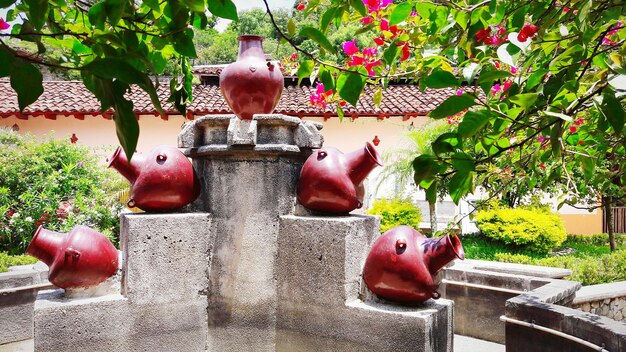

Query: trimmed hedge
left=494, top=250, right=626, bottom=286
left=0, top=252, right=38, bottom=273
left=475, top=205, right=567, bottom=253
left=367, top=198, right=422, bottom=233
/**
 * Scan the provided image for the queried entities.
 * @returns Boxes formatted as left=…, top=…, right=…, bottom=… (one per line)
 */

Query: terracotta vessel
left=297, top=142, right=382, bottom=214
left=108, top=145, right=200, bottom=212
left=219, top=35, right=284, bottom=120
left=26, top=225, right=118, bottom=289
left=362, top=225, right=465, bottom=303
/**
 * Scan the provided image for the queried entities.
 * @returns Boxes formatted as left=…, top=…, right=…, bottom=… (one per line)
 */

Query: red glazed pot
left=219, top=35, right=284, bottom=120
left=108, top=145, right=200, bottom=212
left=362, top=225, right=465, bottom=303
left=26, top=225, right=118, bottom=289
left=297, top=142, right=382, bottom=214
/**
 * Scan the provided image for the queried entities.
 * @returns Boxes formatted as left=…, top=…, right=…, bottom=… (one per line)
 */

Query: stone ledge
left=455, top=259, right=572, bottom=279
left=573, top=280, right=626, bottom=304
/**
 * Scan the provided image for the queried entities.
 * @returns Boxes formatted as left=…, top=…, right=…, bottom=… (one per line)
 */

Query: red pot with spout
left=219, top=35, right=284, bottom=120
left=363, top=225, right=465, bottom=303
left=297, top=142, right=382, bottom=214
left=26, top=225, right=118, bottom=289
left=108, top=145, right=200, bottom=212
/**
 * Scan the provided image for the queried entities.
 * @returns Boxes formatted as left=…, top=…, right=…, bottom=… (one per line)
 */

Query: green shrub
left=367, top=198, right=422, bottom=233
left=566, top=233, right=626, bottom=247
left=0, top=252, right=38, bottom=273
left=493, top=252, right=534, bottom=265
left=475, top=205, right=567, bottom=253
left=0, top=129, right=126, bottom=254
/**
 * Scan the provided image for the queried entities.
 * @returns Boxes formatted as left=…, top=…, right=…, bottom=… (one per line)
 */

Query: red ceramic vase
left=297, top=142, right=383, bottom=214
left=219, top=35, right=284, bottom=120
left=26, top=225, right=119, bottom=289
left=108, top=145, right=201, bottom=212
left=362, top=225, right=465, bottom=303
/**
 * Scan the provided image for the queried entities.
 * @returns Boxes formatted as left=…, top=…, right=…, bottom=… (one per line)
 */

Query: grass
left=0, top=252, right=38, bottom=273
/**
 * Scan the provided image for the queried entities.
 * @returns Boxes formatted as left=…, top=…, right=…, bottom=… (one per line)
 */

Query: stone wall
left=572, top=281, right=626, bottom=323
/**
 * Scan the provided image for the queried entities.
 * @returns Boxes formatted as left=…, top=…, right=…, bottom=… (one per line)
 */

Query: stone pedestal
left=33, top=213, right=211, bottom=352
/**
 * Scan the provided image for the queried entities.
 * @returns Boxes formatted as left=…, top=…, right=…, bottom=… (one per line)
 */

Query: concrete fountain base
left=32, top=115, right=453, bottom=351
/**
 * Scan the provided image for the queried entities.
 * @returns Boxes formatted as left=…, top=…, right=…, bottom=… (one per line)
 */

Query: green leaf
left=181, top=0, right=204, bottom=12
left=424, top=179, right=438, bottom=203
left=297, top=60, right=314, bottom=85
left=10, top=61, right=43, bottom=111
left=423, top=68, right=458, bottom=89
left=526, top=68, right=548, bottom=90
left=337, top=105, right=344, bottom=121
left=452, top=9, right=469, bottom=30
left=0, top=46, right=15, bottom=77
left=432, top=132, right=460, bottom=155
left=172, top=29, right=197, bottom=57
left=458, top=110, right=493, bottom=137
left=551, top=44, right=583, bottom=69
left=348, top=0, right=367, bottom=16
left=413, top=154, right=438, bottom=184
left=318, top=66, right=335, bottom=91
left=24, top=0, right=48, bottom=31
left=448, top=171, right=473, bottom=204
left=580, top=155, right=595, bottom=181
left=601, top=90, right=625, bottom=133
left=451, top=152, right=475, bottom=172
left=544, top=110, right=572, bottom=122
left=143, top=0, right=160, bottom=12
left=112, top=81, right=139, bottom=164
left=320, top=7, right=340, bottom=32
left=337, top=70, right=366, bottom=107
left=299, top=27, right=336, bottom=53
left=208, top=0, right=238, bottom=21
left=104, top=0, right=127, bottom=26
left=0, top=0, right=17, bottom=8
left=477, top=69, right=513, bottom=84
left=390, top=2, right=413, bottom=26
left=287, top=18, right=296, bottom=36
left=84, top=58, right=147, bottom=84
left=373, top=87, right=382, bottom=107
left=509, top=93, right=538, bottom=109
left=428, top=94, right=476, bottom=119
left=382, top=43, right=399, bottom=65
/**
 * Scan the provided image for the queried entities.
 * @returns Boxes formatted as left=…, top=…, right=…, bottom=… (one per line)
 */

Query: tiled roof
left=0, top=80, right=458, bottom=120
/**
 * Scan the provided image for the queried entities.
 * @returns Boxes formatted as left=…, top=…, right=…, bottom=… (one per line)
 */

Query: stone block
left=277, top=215, right=379, bottom=307
left=227, top=118, right=257, bottom=146
left=121, top=213, right=212, bottom=304
left=294, top=120, right=324, bottom=148
left=0, top=301, right=34, bottom=344
left=178, top=114, right=232, bottom=148
left=34, top=289, right=208, bottom=352
left=276, top=299, right=453, bottom=352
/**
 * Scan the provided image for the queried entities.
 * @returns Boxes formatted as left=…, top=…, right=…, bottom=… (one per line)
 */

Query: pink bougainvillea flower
left=70, top=133, right=78, bottom=144
left=475, top=28, right=492, bottom=43
left=510, top=66, right=518, bottom=74
left=602, top=37, right=617, bottom=45
left=574, top=118, right=584, bottom=126
left=491, top=83, right=502, bottom=95
left=365, top=60, right=382, bottom=76
left=517, top=24, right=538, bottom=42
left=607, top=22, right=623, bottom=36
left=539, top=162, right=546, bottom=169
left=291, top=52, right=298, bottom=60
left=456, top=89, right=463, bottom=96
left=373, top=36, right=385, bottom=46
left=362, top=47, right=377, bottom=57
left=399, top=43, right=410, bottom=61
left=569, top=126, right=577, bottom=133
left=348, top=55, right=364, bottom=67
left=410, top=10, right=418, bottom=17
left=562, top=7, right=570, bottom=13
left=342, top=39, right=360, bottom=56
left=296, top=3, right=306, bottom=11
left=538, top=135, right=544, bottom=143
left=380, top=18, right=389, bottom=31
left=310, top=83, right=333, bottom=110
left=360, top=17, right=373, bottom=25
left=363, top=0, right=392, bottom=13
left=0, top=18, right=9, bottom=31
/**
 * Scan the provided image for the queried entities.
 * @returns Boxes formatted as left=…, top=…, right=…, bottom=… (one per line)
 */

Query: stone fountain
left=31, top=36, right=454, bottom=351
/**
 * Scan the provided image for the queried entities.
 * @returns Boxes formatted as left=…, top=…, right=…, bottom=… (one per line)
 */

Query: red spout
left=423, top=234, right=465, bottom=274
left=346, top=142, right=383, bottom=186
left=107, top=147, right=143, bottom=184
left=26, top=225, right=64, bottom=266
